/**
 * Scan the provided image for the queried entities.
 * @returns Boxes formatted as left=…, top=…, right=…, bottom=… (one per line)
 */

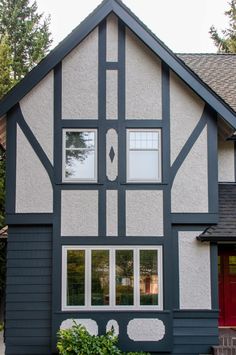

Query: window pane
left=140, top=250, right=158, bottom=305
left=129, top=131, right=159, bottom=150
left=66, top=131, right=95, bottom=149
left=67, top=250, right=85, bottom=306
left=91, top=250, right=110, bottom=306
left=116, top=250, right=134, bottom=305
left=65, top=150, right=95, bottom=179
left=128, top=150, right=159, bottom=180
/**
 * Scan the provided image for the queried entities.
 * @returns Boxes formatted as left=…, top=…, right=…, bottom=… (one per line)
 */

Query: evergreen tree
left=0, top=0, right=52, bottom=82
left=0, top=35, right=13, bottom=98
left=210, top=0, right=236, bottom=53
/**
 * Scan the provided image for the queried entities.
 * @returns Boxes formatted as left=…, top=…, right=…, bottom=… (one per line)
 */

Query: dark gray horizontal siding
left=5, top=226, right=52, bottom=355
left=173, top=315, right=219, bottom=354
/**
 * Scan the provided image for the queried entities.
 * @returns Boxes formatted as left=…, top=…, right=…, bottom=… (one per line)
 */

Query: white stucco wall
left=15, top=125, right=53, bottom=213
left=125, top=28, right=162, bottom=119
left=171, top=127, right=208, bottom=213
left=106, top=70, right=118, bottom=120
left=62, top=28, right=98, bottom=119
left=20, top=71, right=54, bottom=164
left=106, top=14, right=118, bottom=62
left=61, top=190, right=98, bottom=236
left=218, top=134, right=235, bottom=182
left=126, top=190, right=163, bottom=236
left=178, top=231, right=211, bottom=309
left=127, top=319, right=165, bottom=342
left=170, top=71, right=205, bottom=165
left=106, top=190, right=118, bottom=236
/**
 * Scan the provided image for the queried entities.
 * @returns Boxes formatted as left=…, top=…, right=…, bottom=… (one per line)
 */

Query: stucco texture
left=218, top=134, right=235, bottom=182
left=170, top=71, right=205, bottom=165
left=106, top=14, right=118, bottom=62
left=20, top=71, right=54, bottom=164
left=61, top=190, right=98, bottom=236
left=106, top=128, right=118, bottom=181
left=62, top=28, right=98, bottom=119
left=126, top=190, right=163, bottom=236
left=127, top=318, right=165, bottom=342
left=178, top=231, right=211, bottom=309
left=106, top=190, right=118, bottom=236
left=125, top=29, right=162, bottom=119
left=106, top=70, right=118, bottom=120
left=171, top=127, right=209, bottom=213
left=15, top=125, right=53, bottom=213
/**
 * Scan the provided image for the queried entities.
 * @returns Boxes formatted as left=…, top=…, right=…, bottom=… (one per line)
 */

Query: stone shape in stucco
left=61, top=190, right=98, bottom=236
left=126, top=190, right=163, bottom=236
left=106, top=14, right=118, bottom=62
left=60, top=319, right=98, bottom=335
left=106, top=320, right=119, bottom=336
left=62, top=28, right=98, bottom=119
left=170, top=71, right=205, bottom=165
left=106, top=190, right=118, bottom=236
left=218, top=134, right=235, bottom=182
left=127, top=318, right=165, bottom=342
left=178, top=231, right=211, bottom=309
left=171, top=127, right=208, bottom=213
left=106, top=70, right=118, bottom=120
left=125, top=28, right=162, bottom=119
left=106, top=128, right=118, bottom=181
left=15, top=125, right=53, bottom=213
left=20, top=71, right=54, bottom=164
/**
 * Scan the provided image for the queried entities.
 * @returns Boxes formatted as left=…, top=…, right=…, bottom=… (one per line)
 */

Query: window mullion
left=134, top=248, right=139, bottom=308
left=110, top=249, right=115, bottom=307
left=86, top=248, right=91, bottom=308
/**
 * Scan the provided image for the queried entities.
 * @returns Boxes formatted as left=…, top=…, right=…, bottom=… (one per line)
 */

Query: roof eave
left=197, top=235, right=236, bottom=242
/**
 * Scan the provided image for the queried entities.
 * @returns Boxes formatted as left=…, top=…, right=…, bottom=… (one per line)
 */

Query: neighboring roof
left=0, top=226, right=8, bottom=239
left=178, top=54, right=236, bottom=113
left=0, top=116, right=6, bottom=150
left=198, top=184, right=236, bottom=242
left=0, top=0, right=236, bottom=128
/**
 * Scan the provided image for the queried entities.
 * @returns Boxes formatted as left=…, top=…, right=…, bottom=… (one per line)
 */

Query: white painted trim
left=62, top=128, right=97, bottom=182
left=62, top=246, right=163, bottom=311
left=126, top=129, right=162, bottom=183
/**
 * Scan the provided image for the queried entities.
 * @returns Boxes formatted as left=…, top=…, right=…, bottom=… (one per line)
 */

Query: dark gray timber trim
left=210, top=243, right=219, bottom=310
left=6, top=107, right=17, bottom=214
left=171, top=213, right=218, bottom=225
left=234, top=141, right=236, bottom=182
left=106, top=61, right=119, bottom=69
left=16, top=104, right=54, bottom=184
left=207, top=107, right=218, bottom=213
left=54, top=63, right=62, bottom=183
left=6, top=214, right=53, bottom=225
left=172, top=227, right=180, bottom=309
left=173, top=309, right=219, bottom=318
left=60, top=236, right=165, bottom=245
left=170, top=107, right=207, bottom=185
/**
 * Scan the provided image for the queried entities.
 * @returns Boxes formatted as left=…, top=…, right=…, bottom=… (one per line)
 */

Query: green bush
left=57, top=323, right=150, bottom=355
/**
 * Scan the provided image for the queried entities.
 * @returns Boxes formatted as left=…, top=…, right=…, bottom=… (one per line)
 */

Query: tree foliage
left=0, top=0, right=52, bottom=82
left=0, top=36, right=13, bottom=98
left=210, top=0, right=236, bottom=53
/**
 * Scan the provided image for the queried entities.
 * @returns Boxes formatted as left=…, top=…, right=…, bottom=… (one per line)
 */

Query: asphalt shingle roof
left=178, top=54, right=236, bottom=113
left=198, top=184, right=236, bottom=241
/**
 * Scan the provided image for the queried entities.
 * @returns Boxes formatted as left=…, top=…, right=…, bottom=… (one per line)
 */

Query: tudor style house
left=1, top=0, right=236, bottom=354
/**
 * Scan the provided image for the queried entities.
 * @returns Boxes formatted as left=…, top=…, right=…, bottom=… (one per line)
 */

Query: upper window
left=63, top=129, right=97, bottom=182
left=62, top=246, right=163, bottom=311
left=127, top=129, right=161, bottom=182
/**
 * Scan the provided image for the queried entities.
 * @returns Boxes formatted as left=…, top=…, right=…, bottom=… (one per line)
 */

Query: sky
left=36, top=0, right=229, bottom=53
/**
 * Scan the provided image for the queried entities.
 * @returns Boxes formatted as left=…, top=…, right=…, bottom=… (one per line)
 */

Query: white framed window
left=62, top=129, right=97, bottom=182
left=62, top=246, right=163, bottom=311
left=127, top=129, right=161, bottom=182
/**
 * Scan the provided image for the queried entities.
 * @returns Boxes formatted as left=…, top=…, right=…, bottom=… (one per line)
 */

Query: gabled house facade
left=2, top=1, right=236, bottom=354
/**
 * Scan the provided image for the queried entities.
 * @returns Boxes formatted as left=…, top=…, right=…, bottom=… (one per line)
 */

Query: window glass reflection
left=91, top=250, right=110, bottom=306
left=67, top=250, right=85, bottom=306
left=140, top=250, right=158, bottom=305
left=116, top=250, right=134, bottom=305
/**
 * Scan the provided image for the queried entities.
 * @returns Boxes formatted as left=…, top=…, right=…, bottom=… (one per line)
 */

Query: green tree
left=0, top=0, right=52, bottom=82
left=210, top=0, right=236, bottom=53
left=0, top=35, right=13, bottom=99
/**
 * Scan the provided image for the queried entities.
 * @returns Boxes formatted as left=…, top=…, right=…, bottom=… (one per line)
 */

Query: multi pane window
left=127, top=129, right=161, bottom=182
left=62, top=246, right=162, bottom=310
left=63, top=129, right=97, bottom=181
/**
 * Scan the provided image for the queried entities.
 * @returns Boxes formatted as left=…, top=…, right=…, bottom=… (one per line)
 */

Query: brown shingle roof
left=178, top=54, right=236, bottom=113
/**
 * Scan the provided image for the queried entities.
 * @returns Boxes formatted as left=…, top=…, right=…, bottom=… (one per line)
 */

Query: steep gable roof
left=178, top=54, right=236, bottom=112
left=0, top=0, right=236, bottom=128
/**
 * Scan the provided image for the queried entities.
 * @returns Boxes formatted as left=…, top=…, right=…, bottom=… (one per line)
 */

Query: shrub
left=57, top=322, right=150, bottom=355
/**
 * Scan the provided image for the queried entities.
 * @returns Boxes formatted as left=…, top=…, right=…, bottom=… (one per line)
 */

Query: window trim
left=126, top=129, right=162, bottom=183
left=62, top=128, right=97, bottom=183
left=62, top=245, right=163, bottom=311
